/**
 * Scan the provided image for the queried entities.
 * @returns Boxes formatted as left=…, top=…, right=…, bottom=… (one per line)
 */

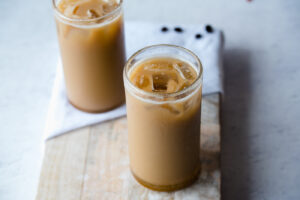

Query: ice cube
left=183, top=99, right=193, bottom=111
left=103, top=2, right=117, bottom=13
left=152, top=74, right=169, bottom=91
left=182, top=67, right=194, bottom=80
left=63, top=5, right=73, bottom=16
left=160, top=104, right=180, bottom=115
left=167, top=79, right=179, bottom=93
left=87, top=9, right=100, bottom=18
left=173, top=63, right=194, bottom=80
left=145, top=64, right=161, bottom=72
left=178, top=81, right=190, bottom=91
left=134, top=74, right=151, bottom=89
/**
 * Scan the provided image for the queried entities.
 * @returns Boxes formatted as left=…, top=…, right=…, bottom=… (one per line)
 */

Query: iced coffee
left=53, top=0, right=126, bottom=112
left=124, top=45, right=203, bottom=191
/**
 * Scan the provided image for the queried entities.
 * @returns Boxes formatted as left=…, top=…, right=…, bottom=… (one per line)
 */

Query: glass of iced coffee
left=124, top=44, right=203, bottom=191
left=53, top=0, right=126, bottom=112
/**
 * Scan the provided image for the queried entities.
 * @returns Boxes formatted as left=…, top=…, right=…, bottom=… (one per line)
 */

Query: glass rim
left=52, top=0, right=123, bottom=23
left=124, top=44, right=203, bottom=101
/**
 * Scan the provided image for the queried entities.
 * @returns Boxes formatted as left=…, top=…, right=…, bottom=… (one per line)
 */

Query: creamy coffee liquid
left=58, top=0, right=119, bottom=20
left=129, top=57, right=197, bottom=94
left=55, top=0, right=125, bottom=112
left=126, top=57, right=202, bottom=191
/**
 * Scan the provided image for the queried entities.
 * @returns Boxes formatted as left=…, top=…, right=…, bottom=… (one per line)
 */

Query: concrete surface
left=0, top=0, right=300, bottom=199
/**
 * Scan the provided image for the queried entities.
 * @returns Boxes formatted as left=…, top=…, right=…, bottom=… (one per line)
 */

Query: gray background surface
left=1, top=0, right=300, bottom=199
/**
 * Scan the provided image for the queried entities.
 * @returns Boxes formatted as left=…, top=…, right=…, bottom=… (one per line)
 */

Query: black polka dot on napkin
left=161, top=26, right=169, bottom=32
left=174, top=27, right=183, bottom=33
left=205, top=25, right=214, bottom=33
left=195, top=33, right=202, bottom=39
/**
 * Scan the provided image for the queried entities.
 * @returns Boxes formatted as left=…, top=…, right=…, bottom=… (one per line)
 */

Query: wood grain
left=36, top=94, right=221, bottom=200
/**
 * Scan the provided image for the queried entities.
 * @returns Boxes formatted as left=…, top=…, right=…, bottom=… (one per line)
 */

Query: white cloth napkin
left=44, top=21, right=224, bottom=140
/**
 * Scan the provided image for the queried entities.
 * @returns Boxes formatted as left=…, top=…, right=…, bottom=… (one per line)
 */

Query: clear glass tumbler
left=124, top=44, right=203, bottom=191
left=53, top=0, right=126, bottom=112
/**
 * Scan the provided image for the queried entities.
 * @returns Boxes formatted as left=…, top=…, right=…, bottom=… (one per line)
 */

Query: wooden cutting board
left=36, top=94, right=221, bottom=200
